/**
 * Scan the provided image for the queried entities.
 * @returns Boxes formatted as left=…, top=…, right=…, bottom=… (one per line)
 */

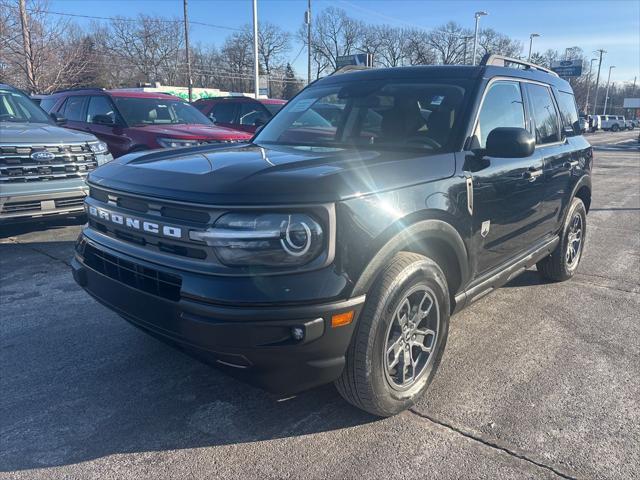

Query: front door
left=466, top=80, right=548, bottom=276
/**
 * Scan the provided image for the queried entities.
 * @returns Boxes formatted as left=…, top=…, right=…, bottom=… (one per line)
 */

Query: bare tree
left=98, top=14, right=184, bottom=86
left=427, top=22, right=468, bottom=65
left=476, top=28, right=522, bottom=62
left=404, top=29, right=437, bottom=65
left=374, top=26, right=408, bottom=67
left=309, top=7, right=364, bottom=74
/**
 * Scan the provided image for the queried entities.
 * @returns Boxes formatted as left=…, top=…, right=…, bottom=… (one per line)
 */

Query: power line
left=26, top=8, right=243, bottom=31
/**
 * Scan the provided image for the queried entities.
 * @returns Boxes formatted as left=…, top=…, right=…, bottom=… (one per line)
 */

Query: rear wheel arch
left=351, top=217, right=469, bottom=310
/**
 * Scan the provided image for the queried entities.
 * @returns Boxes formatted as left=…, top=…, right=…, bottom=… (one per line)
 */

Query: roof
left=105, top=90, right=181, bottom=100
left=194, top=96, right=286, bottom=104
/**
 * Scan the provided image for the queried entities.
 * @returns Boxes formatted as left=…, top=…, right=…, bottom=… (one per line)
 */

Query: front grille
left=90, top=187, right=212, bottom=224
left=54, top=197, right=85, bottom=209
left=1, top=199, right=42, bottom=213
left=0, top=143, right=98, bottom=183
left=0, top=196, right=86, bottom=215
left=81, top=242, right=182, bottom=301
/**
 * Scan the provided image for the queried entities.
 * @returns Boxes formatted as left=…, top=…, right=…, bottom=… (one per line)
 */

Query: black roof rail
left=480, top=54, right=559, bottom=77
left=52, top=87, right=106, bottom=94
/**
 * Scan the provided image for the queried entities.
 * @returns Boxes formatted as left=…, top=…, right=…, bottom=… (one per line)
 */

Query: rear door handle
left=523, top=167, right=543, bottom=181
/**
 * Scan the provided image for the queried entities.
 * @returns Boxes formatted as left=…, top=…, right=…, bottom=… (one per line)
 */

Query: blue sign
left=551, top=60, right=583, bottom=77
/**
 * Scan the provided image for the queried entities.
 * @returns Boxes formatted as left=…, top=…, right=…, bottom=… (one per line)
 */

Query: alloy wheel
left=383, top=285, right=440, bottom=391
left=566, top=213, right=583, bottom=267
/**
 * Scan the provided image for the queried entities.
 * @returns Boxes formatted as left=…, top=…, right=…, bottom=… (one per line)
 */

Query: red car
left=43, top=89, right=252, bottom=157
left=193, top=96, right=286, bottom=134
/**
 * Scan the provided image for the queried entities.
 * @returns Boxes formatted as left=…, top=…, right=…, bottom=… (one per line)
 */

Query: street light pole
left=472, top=11, right=487, bottom=66
left=183, top=0, right=193, bottom=102
left=584, top=58, right=597, bottom=113
left=592, top=49, right=606, bottom=116
left=306, top=0, right=312, bottom=84
left=252, top=0, right=259, bottom=98
left=602, top=65, right=615, bottom=115
left=527, top=33, right=539, bottom=62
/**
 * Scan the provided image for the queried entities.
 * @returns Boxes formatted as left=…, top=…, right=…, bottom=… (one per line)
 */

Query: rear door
left=59, top=95, right=89, bottom=133
left=468, top=80, right=549, bottom=275
left=523, top=82, right=575, bottom=237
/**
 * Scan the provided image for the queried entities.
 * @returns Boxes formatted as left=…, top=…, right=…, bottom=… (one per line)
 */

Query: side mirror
left=50, top=112, right=66, bottom=125
left=486, top=127, right=535, bottom=158
left=93, top=114, right=115, bottom=126
left=208, top=114, right=217, bottom=123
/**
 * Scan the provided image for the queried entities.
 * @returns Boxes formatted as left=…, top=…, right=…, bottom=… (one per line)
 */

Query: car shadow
left=501, top=269, right=546, bottom=288
left=0, top=215, right=86, bottom=239
left=0, top=240, right=377, bottom=472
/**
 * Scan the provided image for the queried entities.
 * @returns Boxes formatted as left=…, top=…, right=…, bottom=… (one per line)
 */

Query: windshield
left=113, top=97, right=212, bottom=126
left=254, top=79, right=467, bottom=152
left=0, top=88, right=51, bottom=124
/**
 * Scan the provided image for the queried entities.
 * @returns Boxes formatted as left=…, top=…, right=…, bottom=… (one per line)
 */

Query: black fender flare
left=351, top=219, right=470, bottom=298
left=569, top=173, right=592, bottom=212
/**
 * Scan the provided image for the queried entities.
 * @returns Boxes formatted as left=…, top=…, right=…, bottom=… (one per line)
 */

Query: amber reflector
left=331, top=311, right=354, bottom=328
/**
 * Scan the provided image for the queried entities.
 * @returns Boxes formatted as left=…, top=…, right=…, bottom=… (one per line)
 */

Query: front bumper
left=72, top=235, right=365, bottom=394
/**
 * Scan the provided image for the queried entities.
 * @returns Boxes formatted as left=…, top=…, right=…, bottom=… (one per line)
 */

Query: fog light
left=331, top=311, right=354, bottom=328
left=291, top=327, right=304, bottom=341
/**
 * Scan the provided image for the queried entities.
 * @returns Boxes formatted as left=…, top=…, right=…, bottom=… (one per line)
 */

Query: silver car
left=1, top=84, right=113, bottom=223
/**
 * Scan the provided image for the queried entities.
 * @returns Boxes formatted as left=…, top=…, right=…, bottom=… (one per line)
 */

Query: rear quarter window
left=39, top=97, right=57, bottom=113
left=555, top=90, right=580, bottom=136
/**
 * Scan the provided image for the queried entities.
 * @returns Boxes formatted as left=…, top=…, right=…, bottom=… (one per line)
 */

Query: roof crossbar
left=480, top=54, right=559, bottom=77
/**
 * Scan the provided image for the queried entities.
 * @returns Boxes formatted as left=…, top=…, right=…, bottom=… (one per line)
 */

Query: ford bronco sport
left=0, top=84, right=113, bottom=223
left=72, top=55, right=592, bottom=416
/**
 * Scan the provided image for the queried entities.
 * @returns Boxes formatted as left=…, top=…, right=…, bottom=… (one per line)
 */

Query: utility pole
left=306, top=0, right=312, bottom=84
left=18, top=0, right=35, bottom=93
left=602, top=65, right=615, bottom=115
left=252, top=0, right=259, bottom=98
left=472, top=11, right=488, bottom=66
left=183, top=0, right=193, bottom=102
left=584, top=58, right=598, bottom=113
left=592, top=49, right=606, bottom=116
left=462, top=36, right=473, bottom=65
left=527, top=33, right=540, bottom=62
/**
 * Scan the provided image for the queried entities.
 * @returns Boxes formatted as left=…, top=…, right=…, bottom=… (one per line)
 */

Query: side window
left=238, top=102, right=269, bottom=125
left=526, top=84, right=560, bottom=145
left=555, top=90, right=579, bottom=136
left=211, top=103, right=237, bottom=123
left=62, top=96, right=87, bottom=122
left=39, top=97, right=57, bottom=113
left=474, top=81, right=525, bottom=148
left=87, top=96, right=116, bottom=123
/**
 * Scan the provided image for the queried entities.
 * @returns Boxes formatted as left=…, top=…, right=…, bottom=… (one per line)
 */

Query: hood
left=0, top=122, right=98, bottom=144
left=128, top=123, right=252, bottom=140
left=88, top=143, right=455, bottom=205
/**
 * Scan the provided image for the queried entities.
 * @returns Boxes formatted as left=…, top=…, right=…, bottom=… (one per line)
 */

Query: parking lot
left=0, top=130, right=638, bottom=479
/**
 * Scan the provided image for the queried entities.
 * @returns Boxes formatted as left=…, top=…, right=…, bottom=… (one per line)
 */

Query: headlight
left=157, top=137, right=199, bottom=148
left=189, top=212, right=324, bottom=267
left=89, top=141, right=109, bottom=154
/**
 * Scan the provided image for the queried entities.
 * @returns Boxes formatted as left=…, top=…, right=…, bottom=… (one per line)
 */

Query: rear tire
left=537, top=197, right=587, bottom=282
left=335, top=252, right=450, bottom=417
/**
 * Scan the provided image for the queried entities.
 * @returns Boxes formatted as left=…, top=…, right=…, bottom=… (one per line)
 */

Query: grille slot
left=82, top=243, right=182, bottom=301
left=54, top=197, right=85, bottom=208
left=1, top=199, right=42, bottom=213
left=0, top=143, right=98, bottom=183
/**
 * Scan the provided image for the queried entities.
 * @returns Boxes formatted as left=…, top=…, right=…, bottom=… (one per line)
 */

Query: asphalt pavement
left=1, top=130, right=638, bottom=479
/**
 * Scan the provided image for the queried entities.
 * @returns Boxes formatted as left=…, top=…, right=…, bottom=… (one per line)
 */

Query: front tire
left=537, top=197, right=587, bottom=282
left=335, top=252, right=450, bottom=417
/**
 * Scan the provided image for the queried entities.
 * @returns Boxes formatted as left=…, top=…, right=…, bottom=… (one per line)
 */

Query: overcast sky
left=49, top=0, right=640, bottom=84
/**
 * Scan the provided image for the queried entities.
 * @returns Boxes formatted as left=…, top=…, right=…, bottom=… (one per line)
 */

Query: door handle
left=523, top=167, right=543, bottom=181
left=563, top=160, right=579, bottom=169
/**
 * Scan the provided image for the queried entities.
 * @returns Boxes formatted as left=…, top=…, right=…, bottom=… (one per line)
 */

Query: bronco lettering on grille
left=88, top=205, right=183, bottom=239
